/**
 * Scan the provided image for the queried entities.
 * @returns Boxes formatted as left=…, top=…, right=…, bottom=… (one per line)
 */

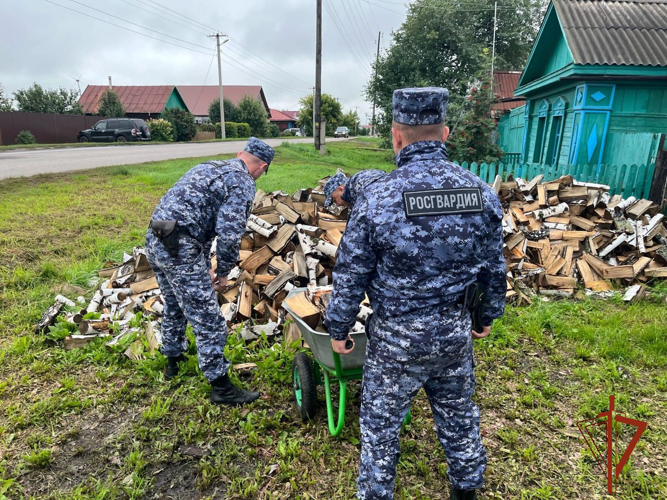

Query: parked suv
left=77, top=118, right=151, bottom=143
left=334, top=126, right=349, bottom=138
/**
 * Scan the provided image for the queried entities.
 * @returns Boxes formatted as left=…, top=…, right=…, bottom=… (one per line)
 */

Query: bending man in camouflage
left=323, top=169, right=386, bottom=209
left=325, top=88, right=506, bottom=499
left=146, top=137, right=275, bottom=406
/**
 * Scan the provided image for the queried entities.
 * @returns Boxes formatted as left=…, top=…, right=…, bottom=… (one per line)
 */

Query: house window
left=547, top=115, right=563, bottom=166
left=533, top=116, right=547, bottom=163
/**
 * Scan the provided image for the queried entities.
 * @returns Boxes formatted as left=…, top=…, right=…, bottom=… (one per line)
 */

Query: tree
left=447, top=52, right=504, bottom=164
left=237, top=95, right=269, bottom=137
left=0, top=84, right=13, bottom=111
left=13, top=83, right=83, bottom=114
left=366, top=0, right=546, bottom=140
left=97, top=89, right=125, bottom=117
left=340, top=110, right=360, bottom=135
left=161, top=108, right=197, bottom=142
left=298, top=94, right=343, bottom=136
left=208, top=97, right=241, bottom=124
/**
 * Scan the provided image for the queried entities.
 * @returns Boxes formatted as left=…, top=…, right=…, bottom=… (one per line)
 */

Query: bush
left=215, top=122, right=238, bottom=139
left=15, top=130, right=37, bottom=144
left=237, top=122, right=251, bottom=138
left=197, top=123, right=216, bottom=133
left=97, top=89, right=125, bottom=117
left=237, top=95, right=269, bottom=137
left=161, top=108, right=196, bottom=142
left=269, top=124, right=280, bottom=138
left=146, top=119, right=174, bottom=142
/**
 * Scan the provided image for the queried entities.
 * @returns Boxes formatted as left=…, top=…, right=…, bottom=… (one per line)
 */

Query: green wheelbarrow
left=283, top=287, right=411, bottom=437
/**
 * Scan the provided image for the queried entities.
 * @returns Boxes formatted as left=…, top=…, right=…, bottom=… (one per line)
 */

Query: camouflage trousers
left=357, top=307, right=486, bottom=499
left=145, top=231, right=230, bottom=382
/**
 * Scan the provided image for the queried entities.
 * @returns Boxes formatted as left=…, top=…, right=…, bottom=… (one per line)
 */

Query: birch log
left=247, top=215, right=276, bottom=238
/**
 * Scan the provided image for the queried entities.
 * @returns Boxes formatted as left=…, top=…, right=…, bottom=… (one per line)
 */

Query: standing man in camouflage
left=146, top=137, right=275, bottom=406
left=323, top=169, right=386, bottom=209
left=325, top=88, right=506, bottom=499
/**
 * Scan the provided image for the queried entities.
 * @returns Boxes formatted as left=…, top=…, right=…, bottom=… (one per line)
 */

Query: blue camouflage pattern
left=358, top=309, right=485, bottom=497
left=244, top=137, right=275, bottom=166
left=150, top=158, right=255, bottom=278
left=342, top=169, right=386, bottom=207
left=324, top=172, right=348, bottom=207
left=392, top=87, right=449, bottom=126
left=324, top=138, right=506, bottom=498
left=146, top=158, right=256, bottom=381
left=146, top=231, right=230, bottom=381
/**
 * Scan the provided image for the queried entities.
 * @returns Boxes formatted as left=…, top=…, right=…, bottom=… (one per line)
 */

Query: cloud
left=0, top=0, right=407, bottom=121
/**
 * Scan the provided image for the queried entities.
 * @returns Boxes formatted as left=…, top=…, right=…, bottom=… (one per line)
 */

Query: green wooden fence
left=451, top=161, right=656, bottom=199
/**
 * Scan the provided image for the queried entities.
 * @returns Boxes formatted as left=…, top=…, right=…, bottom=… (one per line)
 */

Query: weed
left=23, top=448, right=52, bottom=468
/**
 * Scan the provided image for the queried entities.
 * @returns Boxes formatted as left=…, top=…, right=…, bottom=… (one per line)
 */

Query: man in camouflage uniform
left=323, top=169, right=386, bottom=209
left=324, top=88, right=506, bottom=499
left=145, top=137, right=275, bottom=406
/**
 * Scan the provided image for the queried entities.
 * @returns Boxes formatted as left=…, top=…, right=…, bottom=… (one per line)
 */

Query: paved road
left=0, top=138, right=341, bottom=180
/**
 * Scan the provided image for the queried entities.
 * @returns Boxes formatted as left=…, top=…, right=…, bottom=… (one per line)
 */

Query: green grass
left=0, top=140, right=665, bottom=499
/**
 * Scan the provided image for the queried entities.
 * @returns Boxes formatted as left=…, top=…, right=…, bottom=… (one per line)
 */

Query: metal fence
left=0, top=111, right=106, bottom=145
left=453, top=160, right=656, bottom=200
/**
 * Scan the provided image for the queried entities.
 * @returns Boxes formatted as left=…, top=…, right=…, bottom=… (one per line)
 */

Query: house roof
left=79, top=85, right=178, bottom=114
left=270, top=109, right=295, bottom=122
left=492, top=72, right=525, bottom=113
left=554, top=0, right=667, bottom=67
left=177, top=85, right=270, bottom=117
left=281, top=110, right=300, bottom=120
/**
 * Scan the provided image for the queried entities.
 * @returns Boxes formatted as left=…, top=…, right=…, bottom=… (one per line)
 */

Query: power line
left=352, top=0, right=376, bottom=39
left=323, top=0, right=371, bottom=74
left=364, top=0, right=382, bottom=32
left=358, top=0, right=405, bottom=15
left=68, top=0, right=213, bottom=51
left=219, top=52, right=309, bottom=95
left=43, top=0, right=213, bottom=56
left=145, top=0, right=220, bottom=33
left=340, top=0, right=373, bottom=57
left=118, top=0, right=209, bottom=36
left=192, top=53, right=217, bottom=116
left=225, top=41, right=313, bottom=89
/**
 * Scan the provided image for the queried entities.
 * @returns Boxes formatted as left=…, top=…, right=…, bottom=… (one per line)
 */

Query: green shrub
left=197, top=123, right=216, bottom=133
left=146, top=119, right=174, bottom=142
left=15, top=130, right=37, bottom=144
left=282, top=129, right=293, bottom=137
left=161, top=108, right=196, bottom=142
left=237, top=122, right=251, bottom=138
left=269, top=124, right=280, bottom=138
left=215, top=122, right=238, bottom=139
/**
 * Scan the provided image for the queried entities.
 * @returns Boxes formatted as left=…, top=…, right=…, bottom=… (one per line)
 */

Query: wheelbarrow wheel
left=292, top=352, right=317, bottom=421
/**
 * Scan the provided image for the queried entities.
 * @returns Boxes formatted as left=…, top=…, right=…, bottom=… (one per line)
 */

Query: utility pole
left=354, top=106, right=359, bottom=136
left=312, top=87, right=316, bottom=138
left=371, top=32, right=381, bottom=136
left=490, top=1, right=498, bottom=87
left=209, top=32, right=228, bottom=139
left=314, top=0, right=322, bottom=150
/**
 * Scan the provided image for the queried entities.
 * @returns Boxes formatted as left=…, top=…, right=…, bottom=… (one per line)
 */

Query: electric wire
left=43, top=0, right=214, bottom=56
left=118, top=0, right=210, bottom=36
left=323, top=0, right=372, bottom=74
left=145, top=0, right=220, bottom=33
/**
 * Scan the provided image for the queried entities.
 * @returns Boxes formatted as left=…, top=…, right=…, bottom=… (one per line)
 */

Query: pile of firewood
left=36, top=170, right=667, bottom=352
left=495, top=174, right=667, bottom=303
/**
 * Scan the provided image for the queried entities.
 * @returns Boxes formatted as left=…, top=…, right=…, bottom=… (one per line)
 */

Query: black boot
left=210, top=373, right=260, bottom=406
left=450, top=487, right=477, bottom=500
left=164, top=354, right=186, bottom=381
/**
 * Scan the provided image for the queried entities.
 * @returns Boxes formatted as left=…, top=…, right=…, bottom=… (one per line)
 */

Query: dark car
left=77, top=118, right=151, bottom=143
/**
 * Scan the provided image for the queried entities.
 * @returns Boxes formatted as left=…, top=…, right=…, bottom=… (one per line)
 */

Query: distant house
left=79, top=85, right=188, bottom=120
left=177, top=85, right=270, bottom=124
left=492, top=71, right=525, bottom=115
left=270, top=109, right=300, bottom=131
left=498, top=0, right=667, bottom=169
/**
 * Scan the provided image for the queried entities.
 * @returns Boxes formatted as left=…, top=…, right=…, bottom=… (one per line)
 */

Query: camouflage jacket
left=325, top=140, right=506, bottom=340
left=342, top=169, right=386, bottom=207
left=150, top=159, right=255, bottom=277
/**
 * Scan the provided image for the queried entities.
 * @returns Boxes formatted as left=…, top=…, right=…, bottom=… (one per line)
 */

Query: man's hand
left=332, top=336, right=355, bottom=355
left=210, top=269, right=227, bottom=293
left=472, top=325, right=491, bottom=339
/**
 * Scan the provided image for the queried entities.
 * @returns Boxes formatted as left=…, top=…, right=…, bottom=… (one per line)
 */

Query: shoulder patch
left=402, top=188, right=484, bottom=217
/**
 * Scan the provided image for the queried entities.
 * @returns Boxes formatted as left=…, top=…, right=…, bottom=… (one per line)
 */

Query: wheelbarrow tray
left=282, top=287, right=367, bottom=372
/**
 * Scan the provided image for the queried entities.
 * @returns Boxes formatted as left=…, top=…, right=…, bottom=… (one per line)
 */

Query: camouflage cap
left=392, top=87, right=450, bottom=126
left=244, top=137, right=275, bottom=166
left=323, top=172, right=348, bottom=207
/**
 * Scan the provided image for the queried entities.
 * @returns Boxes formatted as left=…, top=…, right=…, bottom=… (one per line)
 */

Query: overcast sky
left=0, top=0, right=411, bottom=122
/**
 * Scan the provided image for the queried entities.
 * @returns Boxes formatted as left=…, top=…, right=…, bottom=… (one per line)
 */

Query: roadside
left=0, top=134, right=312, bottom=153
left=0, top=137, right=347, bottom=180
left=0, top=142, right=665, bottom=499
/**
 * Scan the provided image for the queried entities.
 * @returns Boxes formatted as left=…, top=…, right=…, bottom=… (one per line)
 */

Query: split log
left=283, top=291, right=321, bottom=329
left=275, top=202, right=301, bottom=224
left=268, top=225, right=296, bottom=253
left=314, top=239, right=338, bottom=259
left=264, top=269, right=297, bottom=299
left=130, top=277, right=159, bottom=295
left=527, top=203, right=569, bottom=220
left=247, top=215, right=276, bottom=238
left=240, top=246, right=274, bottom=273
left=35, top=299, right=66, bottom=334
